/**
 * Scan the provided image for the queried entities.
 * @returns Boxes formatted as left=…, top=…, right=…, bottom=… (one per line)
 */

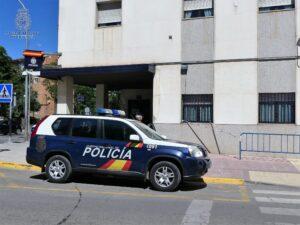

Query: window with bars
left=183, top=0, right=214, bottom=19
left=258, top=0, right=294, bottom=12
left=182, top=95, right=213, bottom=123
left=97, top=0, right=122, bottom=27
left=259, top=93, right=295, bottom=124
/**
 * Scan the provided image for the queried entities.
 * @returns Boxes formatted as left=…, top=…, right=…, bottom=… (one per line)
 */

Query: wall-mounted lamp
left=181, top=64, right=188, bottom=75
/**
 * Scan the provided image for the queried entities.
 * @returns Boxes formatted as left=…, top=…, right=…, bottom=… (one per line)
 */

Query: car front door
left=94, top=119, right=146, bottom=174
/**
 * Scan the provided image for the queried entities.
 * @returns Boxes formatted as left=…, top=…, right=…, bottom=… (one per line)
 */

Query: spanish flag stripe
left=107, top=160, right=127, bottom=171
left=122, top=161, right=132, bottom=171
left=99, top=159, right=115, bottom=169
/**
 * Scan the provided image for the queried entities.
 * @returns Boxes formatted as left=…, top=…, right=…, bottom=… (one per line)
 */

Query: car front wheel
left=45, top=155, right=72, bottom=183
left=150, top=161, right=181, bottom=192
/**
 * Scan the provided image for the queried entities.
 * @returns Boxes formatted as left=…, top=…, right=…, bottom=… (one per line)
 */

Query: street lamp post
left=16, top=0, right=31, bottom=141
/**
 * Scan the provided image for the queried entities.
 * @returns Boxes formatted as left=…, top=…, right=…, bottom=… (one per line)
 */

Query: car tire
left=45, top=155, right=72, bottom=183
left=149, top=161, right=181, bottom=192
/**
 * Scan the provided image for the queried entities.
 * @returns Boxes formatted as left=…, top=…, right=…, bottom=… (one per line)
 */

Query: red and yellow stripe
left=99, top=160, right=132, bottom=171
left=126, top=142, right=144, bottom=149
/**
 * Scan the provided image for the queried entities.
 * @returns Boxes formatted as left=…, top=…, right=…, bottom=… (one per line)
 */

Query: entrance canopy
left=41, top=64, right=154, bottom=89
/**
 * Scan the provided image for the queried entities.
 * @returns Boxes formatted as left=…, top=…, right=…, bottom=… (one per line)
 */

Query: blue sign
left=0, top=84, right=13, bottom=104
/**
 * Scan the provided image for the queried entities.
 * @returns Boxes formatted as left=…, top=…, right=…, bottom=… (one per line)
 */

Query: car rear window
left=52, top=118, right=72, bottom=136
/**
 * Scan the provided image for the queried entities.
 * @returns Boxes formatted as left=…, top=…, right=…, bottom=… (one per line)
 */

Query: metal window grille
left=183, top=0, right=214, bottom=18
left=259, top=93, right=295, bottom=124
left=97, top=0, right=122, bottom=27
left=182, top=95, right=213, bottom=123
left=258, top=0, right=294, bottom=11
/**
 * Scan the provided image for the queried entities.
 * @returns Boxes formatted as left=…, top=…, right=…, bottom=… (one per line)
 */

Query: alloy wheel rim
left=154, top=166, right=175, bottom=188
left=49, top=160, right=66, bottom=179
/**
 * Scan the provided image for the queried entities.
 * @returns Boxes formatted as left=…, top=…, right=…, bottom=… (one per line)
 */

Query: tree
left=74, top=85, right=96, bottom=115
left=0, top=46, right=41, bottom=119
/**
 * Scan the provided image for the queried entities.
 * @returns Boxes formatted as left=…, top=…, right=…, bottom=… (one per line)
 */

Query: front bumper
left=183, top=157, right=211, bottom=181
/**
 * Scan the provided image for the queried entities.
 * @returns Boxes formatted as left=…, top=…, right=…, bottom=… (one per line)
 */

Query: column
left=153, top=65, right=181, bottom=123
left=57, top=76, right=74, bottom=114
left=214, top=0, right=258, bottom=124
left=96, top=84, right=105, bottom=109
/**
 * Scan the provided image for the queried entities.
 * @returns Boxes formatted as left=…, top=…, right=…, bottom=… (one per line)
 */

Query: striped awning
left=184, top=0, right=213, bottom=11
left=258, top=0, right=292, bottom=8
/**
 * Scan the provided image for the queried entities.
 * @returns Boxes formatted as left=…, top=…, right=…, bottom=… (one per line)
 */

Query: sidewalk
left=0, top=142, right=300, bottom=187
left=206, top=154, right=300, bottom=187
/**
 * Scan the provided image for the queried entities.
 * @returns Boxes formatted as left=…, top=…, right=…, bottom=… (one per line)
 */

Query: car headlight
left=188, top=146, right=204, bottom=158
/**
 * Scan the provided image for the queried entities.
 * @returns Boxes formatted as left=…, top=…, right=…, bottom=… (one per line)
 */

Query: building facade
left=43, top=0, right=300, bottom=154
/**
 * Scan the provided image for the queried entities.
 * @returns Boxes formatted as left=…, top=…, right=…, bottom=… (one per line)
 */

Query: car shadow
left=30, top=173, right=207, bottom=192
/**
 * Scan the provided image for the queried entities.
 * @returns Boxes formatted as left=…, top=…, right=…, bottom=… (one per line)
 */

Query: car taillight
left=30, top=116, right=49, bottom=139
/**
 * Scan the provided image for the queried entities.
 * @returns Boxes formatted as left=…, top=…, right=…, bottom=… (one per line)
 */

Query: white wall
left=214, top=0, right=258, bottom=125
left=153, top=65, right=182, bottom=123
left=214, top=0, right=258, bottom=60
left=296, top=0, right=300, bottom=125
left=214, top=62, right=258, bottom=124
left=59, top=0, right=182, bottom=67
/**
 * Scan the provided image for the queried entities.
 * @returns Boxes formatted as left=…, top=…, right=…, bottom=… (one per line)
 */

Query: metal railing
left=239, top=132, right=300, bottom=159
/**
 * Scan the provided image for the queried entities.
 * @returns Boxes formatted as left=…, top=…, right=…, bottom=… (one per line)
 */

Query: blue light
left=97, top=108, right=126, bottom=117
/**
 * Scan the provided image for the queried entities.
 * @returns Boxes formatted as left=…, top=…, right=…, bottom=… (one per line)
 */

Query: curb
left=0, top=161, right=40, bottom=172
left=0, top=161, right=246, bottom=186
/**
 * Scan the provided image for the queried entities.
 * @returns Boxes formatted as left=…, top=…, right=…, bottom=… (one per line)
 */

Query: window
left=258, top=0, right=294, bottom=12
left=103, top=120, right=137, bottom=142
left=131, top=121, right=164, bottom=141
left=183, top=0, right=213, bottom=19
left=71, top=119, right=97, bottom=138
left=259, top=93, right=295, bottom=124
left=97, top=0, right=122, bottom=27
left=52, top=118, right=72, bottom=136
left=182, top=95, right=213, bottom=123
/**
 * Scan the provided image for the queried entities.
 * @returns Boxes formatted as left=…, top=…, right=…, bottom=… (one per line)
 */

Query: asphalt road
left=0, top=168, right=299, bottom=225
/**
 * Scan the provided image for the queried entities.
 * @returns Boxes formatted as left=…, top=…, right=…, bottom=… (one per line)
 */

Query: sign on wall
left=23, top=50, right=44, bottom=71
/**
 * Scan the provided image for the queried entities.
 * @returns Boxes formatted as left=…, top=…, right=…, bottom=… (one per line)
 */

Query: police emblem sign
left=0, top=84, right=13, bottom=104
left=23, top=50, right=44, bottom=71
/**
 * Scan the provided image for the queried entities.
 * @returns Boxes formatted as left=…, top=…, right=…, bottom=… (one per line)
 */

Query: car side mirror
left=161, top=135, right=167, bottom=140
left=130, top=134, right=141, bottom=142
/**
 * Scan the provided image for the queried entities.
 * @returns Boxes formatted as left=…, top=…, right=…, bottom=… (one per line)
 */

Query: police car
left=26, top=109, right=211, bottom=192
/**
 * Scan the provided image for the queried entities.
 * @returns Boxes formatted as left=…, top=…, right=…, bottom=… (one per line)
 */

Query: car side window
left=52, top=118, right=72, bottom=136
left=71, top=119, right=97, bottom=138
left=103, top=120, right=137, bottom=142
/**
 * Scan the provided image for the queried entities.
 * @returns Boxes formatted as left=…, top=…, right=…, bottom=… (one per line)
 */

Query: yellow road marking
left=0, top=184, right=249, bottom=203
left=0, top=161, right=40, bottom=172
left=0, top=161, right=245, bottom=186
left=203, top=177, right=244, bottom=186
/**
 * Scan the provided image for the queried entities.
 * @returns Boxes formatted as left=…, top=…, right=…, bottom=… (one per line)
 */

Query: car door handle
left=67, top=140, right=76, bottom=145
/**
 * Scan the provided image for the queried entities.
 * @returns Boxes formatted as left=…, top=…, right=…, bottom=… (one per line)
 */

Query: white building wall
left=59, top=0, right=182, bottom=67
left=214, top=0, right=258, bottom=125
left=153, top=65, right=182, bottom=124
left=296, top=0, right=300, bottom=125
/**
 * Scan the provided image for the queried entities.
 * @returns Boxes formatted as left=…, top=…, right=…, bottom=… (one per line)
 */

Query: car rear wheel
left=45, top=155, right=72, bottom=183
left=149, top=161, right=181, bottom=192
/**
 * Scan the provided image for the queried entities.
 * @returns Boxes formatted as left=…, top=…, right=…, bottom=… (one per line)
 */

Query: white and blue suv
left=27, top=112, right=211, bottom=192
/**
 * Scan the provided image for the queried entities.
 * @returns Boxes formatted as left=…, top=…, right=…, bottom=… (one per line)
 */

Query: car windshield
left=130, top=120, right=164, bottom=141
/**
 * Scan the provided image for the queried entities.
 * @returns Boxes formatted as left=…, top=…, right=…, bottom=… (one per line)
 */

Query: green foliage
left=0, top=46, right=41, bottom=119
left=108, top=91, right=121, bottom=109
left=43, top=79, right=57, bottom=103
left=74, top=85, right=96, bottom=115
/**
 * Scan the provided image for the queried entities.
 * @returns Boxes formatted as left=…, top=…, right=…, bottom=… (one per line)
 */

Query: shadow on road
left=30, top=173, right=207, bottom=192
